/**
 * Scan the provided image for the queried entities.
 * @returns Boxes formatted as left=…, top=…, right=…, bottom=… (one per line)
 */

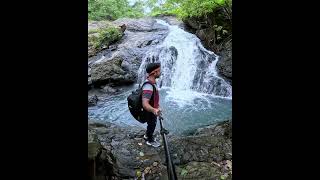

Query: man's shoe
left=144, top=134, right=158, bottom=141
left=146, top=139, right=161, bottom=147
left=143, top=134, right=148, bottom=141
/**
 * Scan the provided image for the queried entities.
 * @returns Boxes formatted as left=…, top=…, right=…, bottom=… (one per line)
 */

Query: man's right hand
left=152, top=108, right=161, bottom=116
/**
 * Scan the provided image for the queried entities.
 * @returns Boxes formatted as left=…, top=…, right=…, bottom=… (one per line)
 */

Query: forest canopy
left=88, top=0, right=232, bottom=20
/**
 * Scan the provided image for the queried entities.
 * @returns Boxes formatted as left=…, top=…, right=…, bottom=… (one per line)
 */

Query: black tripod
left=158, top=115, right=178, bottom=180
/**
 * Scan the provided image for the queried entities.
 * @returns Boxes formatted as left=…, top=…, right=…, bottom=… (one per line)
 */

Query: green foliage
left=147, top=0, right=231, bottom=19
left=89, top=26, right=122, bottom=50
left=88, top=0, right=145, bottom=20
left=180, top=169, right=188, bottom=176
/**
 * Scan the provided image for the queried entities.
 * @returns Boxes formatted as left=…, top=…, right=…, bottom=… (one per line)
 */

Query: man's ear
left=149, top=72, right=155, bottom=76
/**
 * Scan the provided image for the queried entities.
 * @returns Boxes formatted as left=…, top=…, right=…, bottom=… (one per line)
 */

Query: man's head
left=146, top=63, right=161, bottom=78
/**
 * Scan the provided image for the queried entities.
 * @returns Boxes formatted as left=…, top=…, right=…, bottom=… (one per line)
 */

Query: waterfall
left=138, top=19, right=232, bottom=99
left=89, top=18, right=232, bottom=134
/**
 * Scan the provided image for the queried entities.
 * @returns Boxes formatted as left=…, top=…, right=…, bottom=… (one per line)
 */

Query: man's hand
left=158, top=108, right=162, bottom=116
left=152, top=108, right=161, bottom=116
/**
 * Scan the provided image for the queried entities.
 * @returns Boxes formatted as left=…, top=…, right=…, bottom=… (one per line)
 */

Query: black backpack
left=127, top=81, right=156, bottom=123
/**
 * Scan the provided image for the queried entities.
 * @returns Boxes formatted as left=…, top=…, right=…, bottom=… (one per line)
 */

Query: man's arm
left=142, top=98, right=160, bottom=116
left=142, top=83, right=160, bottom=116
left=142, top=98, right=155, bottom=113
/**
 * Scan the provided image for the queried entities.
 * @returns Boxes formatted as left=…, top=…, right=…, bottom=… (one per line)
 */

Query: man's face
left=154, top=67, right=161, bottom=78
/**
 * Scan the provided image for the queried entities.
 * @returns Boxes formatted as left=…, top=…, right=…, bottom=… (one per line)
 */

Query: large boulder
left=90, top=56, right=136, bottom=86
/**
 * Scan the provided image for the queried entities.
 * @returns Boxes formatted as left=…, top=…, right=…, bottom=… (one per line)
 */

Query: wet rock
left=195, top=120, right=232, bottom=138
left=217, top=40, right=232, bottom=81
left=164, top=135, right=231, bottom=164
left=90, top=56, right=136, bottom=86
left=88, top=17, right=169, bottom=88
left=88, top=129, right=118, bottom=178
left=153, top=162, right=158, bottom=167
left=88, top=130, right=102, bottom=160
left=88, top=119, right=232, bottom=179
left=102, top=85, right=118, bottom=94
left=88, top=95, right=98, bottom=106
left=156, top=15, right=186, bottom=29
left=88, top=77, right=93, bottom=89
left=176, top=161, right=223, bottom=180
left=113, top=18, right=167, bottom=32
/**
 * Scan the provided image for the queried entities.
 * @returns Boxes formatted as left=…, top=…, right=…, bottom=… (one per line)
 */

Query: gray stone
left=103, top=85, right=118, bottom=94
left=88, top=17, right=169, bottom=88
left=88, top=95, right=98, bottom=106
left=89, top=119, right=232, bottom=179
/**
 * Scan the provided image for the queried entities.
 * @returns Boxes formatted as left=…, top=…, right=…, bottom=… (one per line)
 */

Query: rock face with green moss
left=88, top=120, right=232, bottom=180
left=88, top=21, right=125, bottom=58
left=88, top=18, right=169, bottom=88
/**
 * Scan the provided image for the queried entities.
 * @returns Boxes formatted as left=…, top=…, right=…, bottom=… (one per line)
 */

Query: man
left=142, top=63, right=161, bottom=147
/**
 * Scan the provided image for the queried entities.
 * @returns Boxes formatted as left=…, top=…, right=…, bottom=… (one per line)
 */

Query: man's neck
left=147, top=76, right=156, bottom=84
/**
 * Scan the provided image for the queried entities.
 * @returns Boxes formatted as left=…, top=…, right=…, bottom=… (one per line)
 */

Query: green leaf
left=222, top=30, right=228, bottom=35
left=180, top=169, right=188, bottom=176
left=139, top=152, right=144, bottom=157
left=136, top=170, right=142, bottom=177
left=216, top=26, right=223, bottom=31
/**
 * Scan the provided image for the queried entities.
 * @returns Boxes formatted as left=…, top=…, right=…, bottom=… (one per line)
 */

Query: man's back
left=142, top=81, right=159, bottom=109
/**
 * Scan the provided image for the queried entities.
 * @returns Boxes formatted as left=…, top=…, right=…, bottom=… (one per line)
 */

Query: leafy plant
left=180, top=169, right=188, bottom=176
left=89, top=26, right=122, bottom=49
left=88, top=0, right=145, bottom=20
left=147, top=0, right=232, bottom=19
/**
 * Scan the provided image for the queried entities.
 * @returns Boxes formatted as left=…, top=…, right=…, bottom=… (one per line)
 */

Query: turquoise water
left=88, top=85, right=232, bottom=135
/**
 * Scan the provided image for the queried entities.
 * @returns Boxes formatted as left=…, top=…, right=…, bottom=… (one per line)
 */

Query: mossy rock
left=177, top=161, right=221, bottom=179
left=88, top=130, right=102, bottom=160
left=88, top=22, right=123, bottom=57
left=88, top=142, right=102, bottom=160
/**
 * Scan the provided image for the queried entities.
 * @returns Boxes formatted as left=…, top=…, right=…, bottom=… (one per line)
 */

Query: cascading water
left=138, top=20, right=232, bottom=98
left=88, top=19, right=232, bottom=135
